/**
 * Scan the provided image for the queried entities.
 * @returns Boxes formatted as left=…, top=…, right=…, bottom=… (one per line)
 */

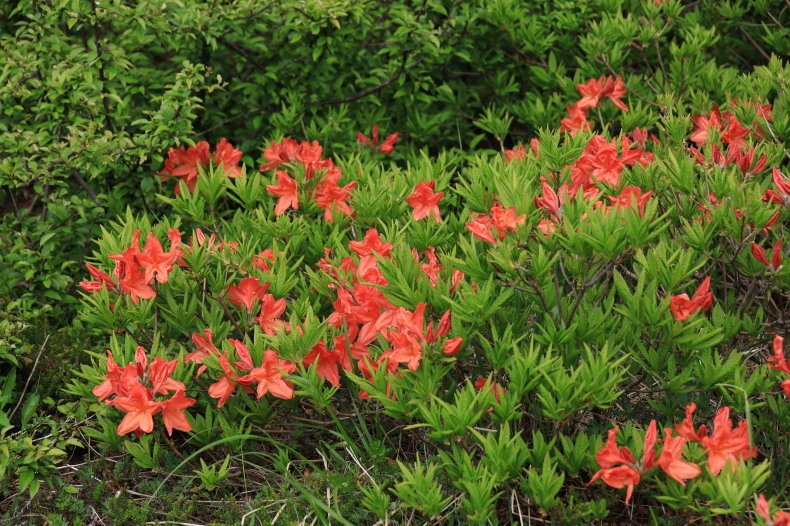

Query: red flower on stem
left=756, top=494, right=790, bottom=526
left=768, top=335, right=790, bottom=397
left=587, top=421, right=657, bottom=504
left=406, top=180, right=444, bottom=222
left=669, top=277, right=713, bottom=321
left=267, top=171, right=299, bottom=216
left=228, top=277, right=271, bottom=312
left=751, top=240, right=783, bottom=271
left=357, top=124, right=398, bottom=154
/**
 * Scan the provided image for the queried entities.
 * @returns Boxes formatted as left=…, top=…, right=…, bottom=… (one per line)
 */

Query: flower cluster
left=262, top=138, right=357, bottom=222
left=79, top=230, right=183, bottom=304
left=466, top=203, right=526, bottom=245
left=589, top=404, right=756, bottom=503
left=184, top=334, right=296, bottom=406
left=93, top=347, right=195, bottom=436
left=160, top=138, right=243, bottom=194
left=356, top=123, right=398, bottom=154
left=690, top=101, right=772, bottom=149
left=560, top=75, right=628, bottom=135
left=313, top=229, right=462, bottom=394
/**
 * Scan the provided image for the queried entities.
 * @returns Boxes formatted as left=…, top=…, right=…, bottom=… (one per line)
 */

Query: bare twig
left=312, top=58, right=424, bottom=106
left=9, top=334, right=50, bottom=421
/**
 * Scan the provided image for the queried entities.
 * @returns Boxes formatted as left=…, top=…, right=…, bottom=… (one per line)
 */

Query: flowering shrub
left=2, top=0, right=790, bottom=523
left=67, top=53, right=790, bottom=520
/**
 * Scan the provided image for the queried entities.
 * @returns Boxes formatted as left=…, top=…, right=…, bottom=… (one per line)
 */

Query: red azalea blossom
left=254, top=294, right=289, bottom=335
left=606, top=186, right=653, bottom=216
left=95, top=347, right=192, bottom=437
left=588, top=421, right=658, bottom=504
left=466, top=213, right=497, bottom=244
left=764, top=167, right=790, bottom=206
left=406, top=180, right=444, bottom=223
left=442, top=337, right=464, bottom=356
left=349, top=229, right=393, bottom=257
left=184, top=329, right=220, bottom=377
left=560, top=103, right=593, bottom=135
left=357, top=124, right=398, bottom=154
left=756, top=494, right=790, bottom=526
left=669, top=277, right=713, bottom=321
left=160, top=139, right=243, bottom=194
left=576, top=75, right=629, bottom=112
left=700, top=407, right=757, bottom=475
left=259, top=138, right=333, bottom=179
left=239, top=349, right=297, bottom=400
left=303, top=340, right=345, bottom=387
left=160, top=389, right=197, bottom=436
left=315, top=166, right=357, bottom=223
left=228, top=277, right=271, bottom=311
left=267, top=171, right=299, bottom=215
left=768, top=335, right=790, bottom=397
left=657, top=431, right=702, bottom=485
left=252, top=249, right=277, bottom=272
left=690, top=107, right=752, bottom=149
left=108, top=383, right=162, bottom=437
left=751, top=240, right=783, bottom=271
left=137, top=232, right=179, bottom=284
left=79, top=263, right=118, bottom=294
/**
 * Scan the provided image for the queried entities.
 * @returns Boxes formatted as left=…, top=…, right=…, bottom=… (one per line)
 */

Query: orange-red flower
left=303, top=340, right=345, bottom=387
left=314, top=166, right=357, bottom=223
left=442, top=337, right=463, bottom=356
left=254, top=294, right=289, bottom=335
left=560, top=103, right=592, bottom=135
left=137, top=232, right=179, bottom=284
left=160, top=139, right=243, bottom=194
left=588, top=421, right=657, bottom=504
left=656, top=431, right=701, bottom=485
left=108, top=383, right=162, bottom=437
left=752, top=240, right=783, bottom=271
left=348, top=229, right=393, bottom=257
left=701, top=407, right=756, bottom=475
left=606, top=186, right=652, bottom=216
left=669, top=277, right=713, bottom=321
left=259, top=138, right=332, bottom=179
left=576, top=75, right=629, bottom=112
left=763, top=168, right=790, bottom=206
left=94, top=347, right=192, bottom=437
left=267, top=171, right=299, bottom=215
left=406, top=180, right=444, bottom=223
left=768, top=335, right=790, bottom=397
left=756, top=494, right=790, bottom=526
left=79, top=263, right=118, bottom=294
left=185, top=329, right=220, bottom=377
left=228, top=277, right=271, bottom=311
left=160, top=389, right=197, bottom=436
left=252, top=249, right=277, bottom=272
left=357, top=124, right=398, bottom=154
left=239, top=349, right=297, bottom=399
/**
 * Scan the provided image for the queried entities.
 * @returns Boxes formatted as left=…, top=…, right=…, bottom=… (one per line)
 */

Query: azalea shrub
left=64, top=52, right=790, bottom=522
left=2, top=0, right=790, bottom=524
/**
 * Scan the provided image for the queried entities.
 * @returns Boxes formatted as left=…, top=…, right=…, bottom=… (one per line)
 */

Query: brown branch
left=312, top=57, right=424, bottom=106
